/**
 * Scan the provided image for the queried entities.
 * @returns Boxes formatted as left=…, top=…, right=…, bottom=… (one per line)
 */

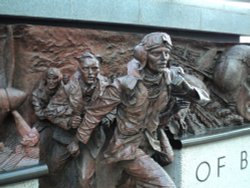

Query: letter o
left=196, top=161, right=211, bottom=182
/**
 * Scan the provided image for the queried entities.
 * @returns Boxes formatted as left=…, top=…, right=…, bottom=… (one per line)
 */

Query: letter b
left=241, top=151, right=248, bottom=170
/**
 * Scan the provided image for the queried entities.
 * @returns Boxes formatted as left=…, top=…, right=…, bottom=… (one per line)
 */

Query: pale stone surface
left=0, top=0, right=250, bottom=35
left=166, top=134, right=250, bottom=188
left=0, top=179, right=38, bottom=188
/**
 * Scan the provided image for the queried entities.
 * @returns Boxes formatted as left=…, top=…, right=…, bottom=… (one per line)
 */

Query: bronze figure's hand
left=67, top=140, right=80, bottom=157
left=70, top=115, right=82, bottom=129
left=101, top=117, right=111, bottom=127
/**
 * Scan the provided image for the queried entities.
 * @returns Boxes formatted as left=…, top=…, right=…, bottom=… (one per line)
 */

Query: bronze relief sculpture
left=214, top=45, right=250, bottom=121
left=69, top=52, right=115, bottom=187
left=1, top=25, right=250, bottom=188
left=67, top=32, right=210, bottom=187
left=0, top=26, right=39, bottom=147
left=32, top=52, right=114, bottom=187
left=32, top=67, right=78, bottom=187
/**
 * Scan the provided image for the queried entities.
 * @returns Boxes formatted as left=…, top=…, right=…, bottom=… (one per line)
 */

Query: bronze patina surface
left=0, top=25, right=249, bottom=187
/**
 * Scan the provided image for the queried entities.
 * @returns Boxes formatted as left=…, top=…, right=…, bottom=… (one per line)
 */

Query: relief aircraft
left=0, top=26, right=39, bottom=146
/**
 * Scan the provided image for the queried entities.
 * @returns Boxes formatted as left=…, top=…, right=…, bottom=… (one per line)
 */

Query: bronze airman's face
left=46, top=74, right=60, bottom=90
left=79, top=58, right=100, bottom=85
left=146, top=46, right=170, bottom=73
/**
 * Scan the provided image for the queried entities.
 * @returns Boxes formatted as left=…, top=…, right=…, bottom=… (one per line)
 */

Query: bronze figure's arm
left=76, top=82, right=121, bottom=144
left=170, top=66, right=210, bottom=105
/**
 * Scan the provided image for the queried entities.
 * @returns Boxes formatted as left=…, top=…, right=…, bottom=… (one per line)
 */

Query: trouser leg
left=40, top=129, right=73, bottom=188
left=121, top=150, right=176, bottom=188
left=77, top=145, right=96, bottom=188
left=49, top=141, right=71, bottom=174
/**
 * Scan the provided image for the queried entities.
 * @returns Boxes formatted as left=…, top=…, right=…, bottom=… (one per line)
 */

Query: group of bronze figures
left=1, top=28, right=249, bottom=187
left=31, top=32, right=211, bottom=188
left=1, top=25, right=250, bottom=187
